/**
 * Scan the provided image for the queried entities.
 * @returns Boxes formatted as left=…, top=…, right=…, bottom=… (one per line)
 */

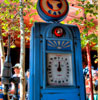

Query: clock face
left=47, top=53, right=73, bottom=86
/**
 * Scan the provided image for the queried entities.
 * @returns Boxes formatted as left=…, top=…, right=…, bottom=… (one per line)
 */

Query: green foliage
left=10, top=44, right=16, bottom=48
left=67, top=20, right=74, bottom=24
left=29, top=18, right=34, bottom=24
left=33, top=3, right=37, bottom=10
left=92, top=44, right=98, bottom=51
left=10, top=0, right=19, bottom=3
left=80, top=17, right=84, bottom=21
left=0, top=0, right=37, bottom=47
left=71, top=19, right=82, bottom=25
left=60, top=21, right=65, bottom=24
left=29, top=12, right=38, bottom=18
left=25, top=28, right=30, bottom=33
left=82, top=29, right=88, bottom=34
left=75, top=10, right=80, bottom=15
left=2, top=33, right=6, bottom=37
left=4, top=0, right=10, bottom=4
left=17, top=35, right=21, bottom=38
left=71, top=0, right=98, bottom=43
left=73, top=0, right=98, bottom=62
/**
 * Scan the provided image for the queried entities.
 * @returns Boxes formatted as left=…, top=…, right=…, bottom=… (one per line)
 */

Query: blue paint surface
left=46, top=40, right=71, bottom=51
left=29, top=22, right=86, bottom=100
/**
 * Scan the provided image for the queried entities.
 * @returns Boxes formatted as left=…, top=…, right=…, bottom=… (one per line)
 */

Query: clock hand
left=57, top=61, right=61, bottom=72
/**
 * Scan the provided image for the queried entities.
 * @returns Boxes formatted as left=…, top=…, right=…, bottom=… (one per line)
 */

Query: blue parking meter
left=29, top=0, right=86, bottom=100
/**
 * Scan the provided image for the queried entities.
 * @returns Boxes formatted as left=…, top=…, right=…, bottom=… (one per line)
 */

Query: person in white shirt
left=9, top=63, right=20, bottom=99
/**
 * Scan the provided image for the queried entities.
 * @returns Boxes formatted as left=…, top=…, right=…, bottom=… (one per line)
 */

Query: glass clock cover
left=47, top=53, right=73, bottom=86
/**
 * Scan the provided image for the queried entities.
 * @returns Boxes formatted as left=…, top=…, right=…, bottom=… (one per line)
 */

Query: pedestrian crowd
left=0, top=63, right=98, bottom=100
left=83, top=65, right=98, bottom=100
left=0, top=63, right=30, bottom=100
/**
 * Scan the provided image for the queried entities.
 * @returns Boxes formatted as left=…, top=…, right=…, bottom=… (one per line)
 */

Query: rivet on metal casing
left=78, top=93, right=80, bottom=96
left=40, top=93, right=42, bottom=97
left=40, top=34, right=43, bottom=38
left=40, top=86, right=43, bottom=89
left=75, top=42, right=77, bottom=45
left=77, top=86, right=80, bottom=88
left=40, top=40, right=43, bottom=43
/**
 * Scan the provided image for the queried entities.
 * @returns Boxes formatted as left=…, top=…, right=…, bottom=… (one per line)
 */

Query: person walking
left=9, top=63, right=20, bottom=99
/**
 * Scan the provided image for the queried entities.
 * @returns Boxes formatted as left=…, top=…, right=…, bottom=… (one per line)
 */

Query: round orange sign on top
left=37, top=0, right=69, bottom=22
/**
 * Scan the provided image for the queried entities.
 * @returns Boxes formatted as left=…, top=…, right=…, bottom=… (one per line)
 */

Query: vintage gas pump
left=29, top=0, right=86, bottom=100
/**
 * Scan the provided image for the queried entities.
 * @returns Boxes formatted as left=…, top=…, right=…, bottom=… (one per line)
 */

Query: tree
left=0, top=0, right=37, bottom=99
left=67, top=0, right=98, bottom=100
left=0, top=28, right=5, bottom=75
left=0, top=0, right=37, bottom=47
left=19, top=0, right=25, bottom=99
